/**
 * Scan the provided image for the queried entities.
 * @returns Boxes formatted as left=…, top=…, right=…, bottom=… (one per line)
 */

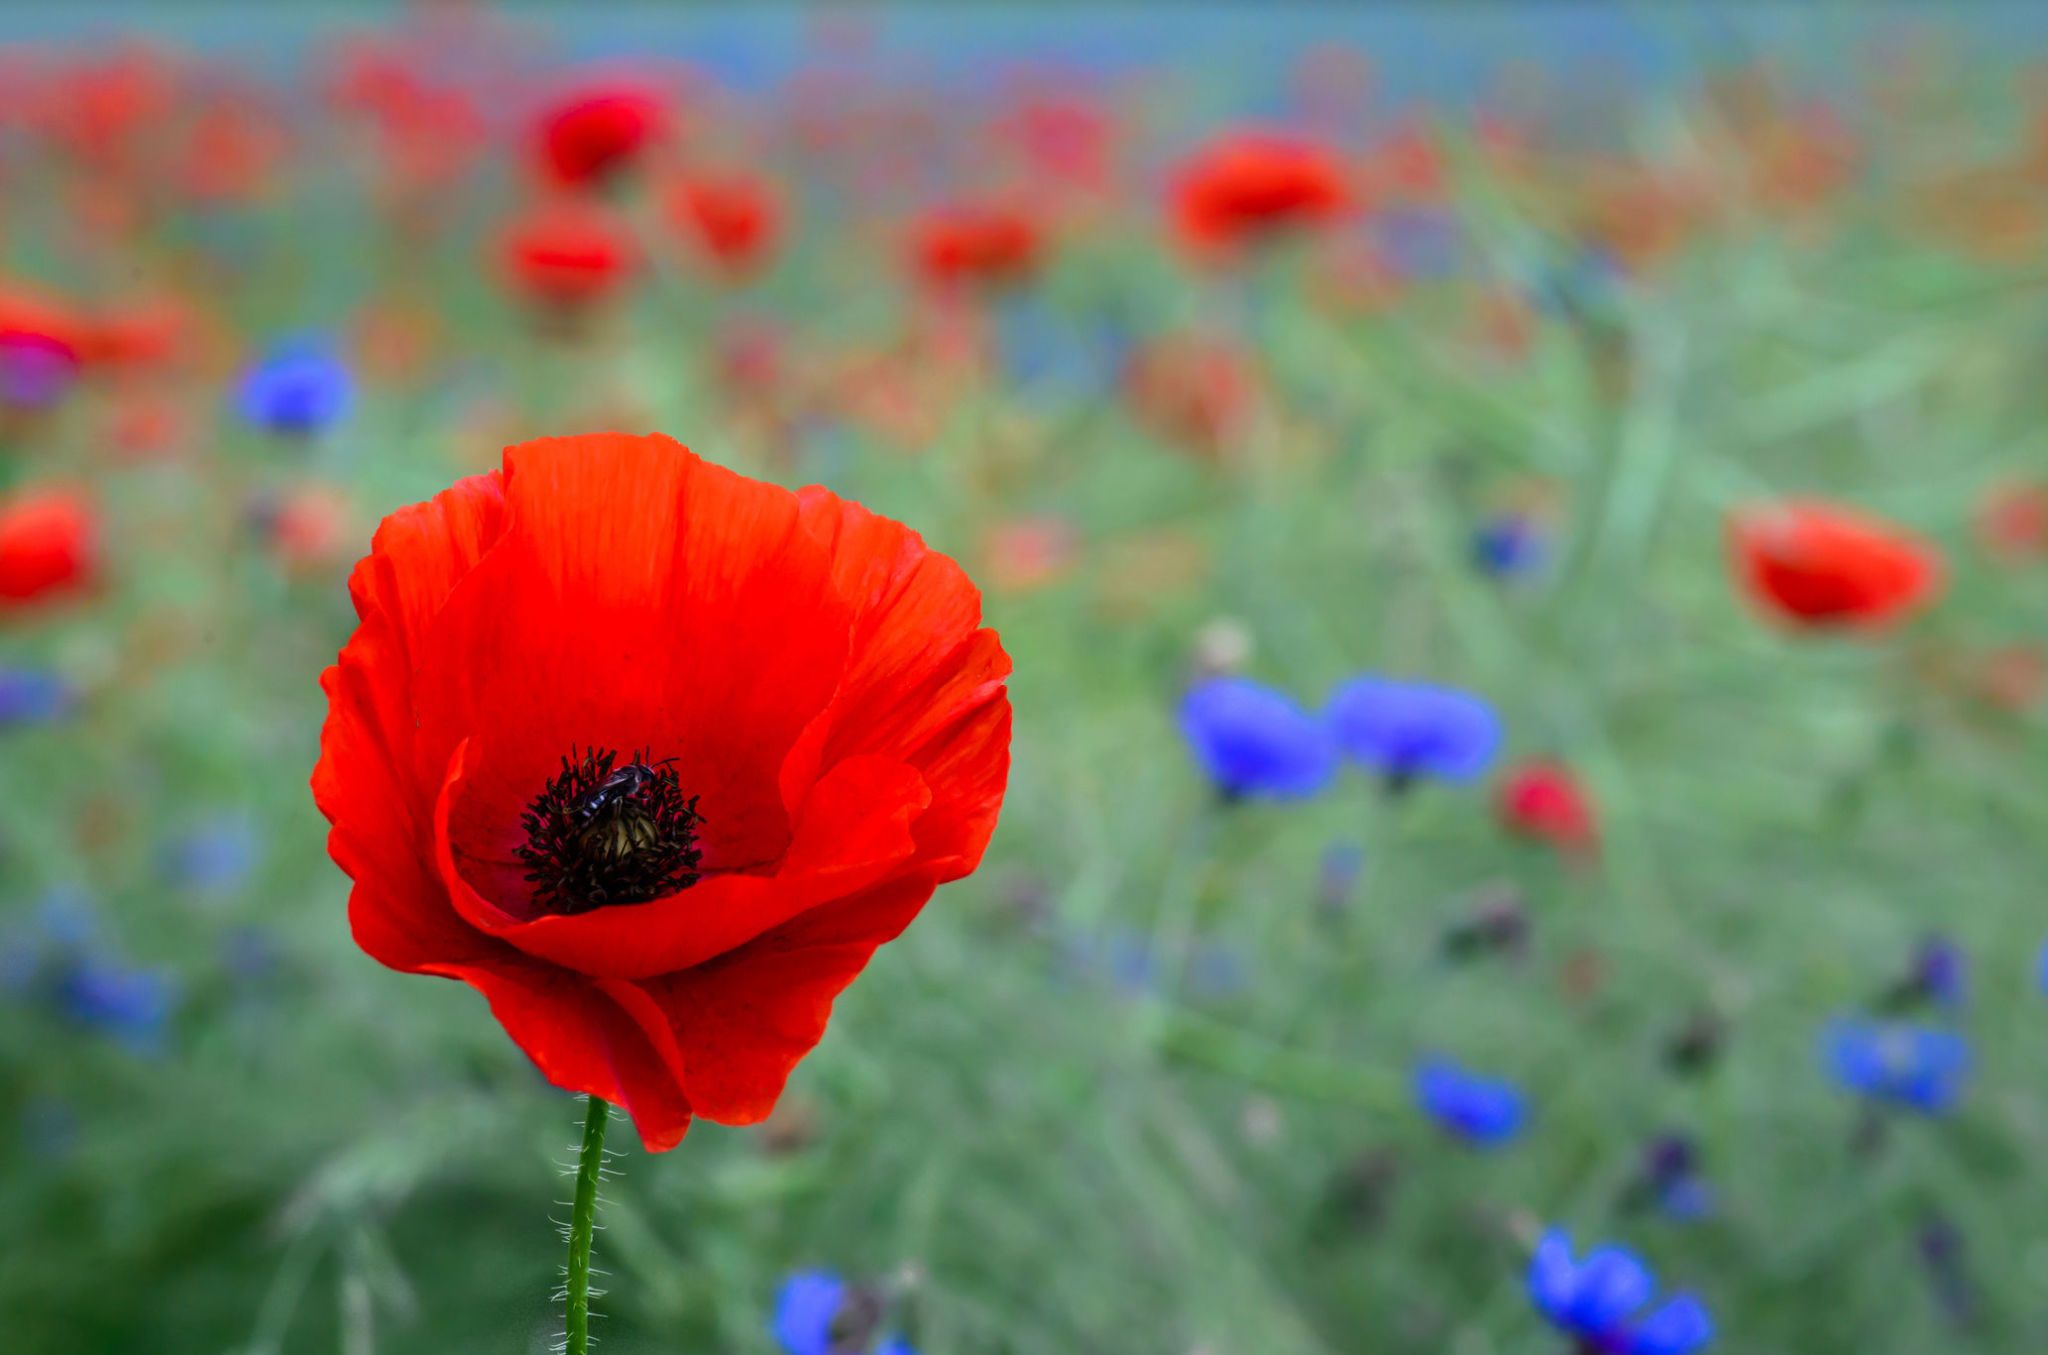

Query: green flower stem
left=565, top=1096, right=610, bottom=1355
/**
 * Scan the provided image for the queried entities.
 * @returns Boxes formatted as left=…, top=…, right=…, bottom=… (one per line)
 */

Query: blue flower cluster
left=1178, top=673, right=1501, bottom=800
left=1412, top=1056, right=1525, bottom=1147
left=1824, top=1019, right=1971, bottom=1115
left=772, top=1271, right=915, bottom=1355
left=1, top=891, right=176, bottom=1054
left=1528, top=1228, right=1714, bottom=1355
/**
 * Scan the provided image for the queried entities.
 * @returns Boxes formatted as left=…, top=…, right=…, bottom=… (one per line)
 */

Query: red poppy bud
left=1497, top=759, right=1598, bottom=856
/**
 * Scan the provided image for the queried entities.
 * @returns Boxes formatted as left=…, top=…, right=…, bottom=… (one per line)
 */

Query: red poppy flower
left=499, top=198, right=638, bottom=312
left=534, top=83, right=667, bottom=189
left=312, top=433, right=1011, bottom=1151
left=664, top=170, right=784, bottom=279
left=1170, top=129, right=1352, bottom=256
left=0, top=487, right=97, bottom=609
left=1496, top=759, right=1597, bottom=856
left=909, top=202, right=1044, bottom=291
left=1728, top=500, right=1944, bottom=630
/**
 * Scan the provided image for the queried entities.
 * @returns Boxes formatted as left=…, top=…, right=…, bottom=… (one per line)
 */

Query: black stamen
left=513, top=746, right=704, bottom=915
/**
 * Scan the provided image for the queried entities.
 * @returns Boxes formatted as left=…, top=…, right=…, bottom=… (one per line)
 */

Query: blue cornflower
left=1413, top=1057, right=1525, bottom=1147
left=1528, top=1228, right=1713, bottom=1355
left=1472, top=513, right=1547, bottom=579
left=1325, top=676, right=1501, bottom=787
left=49, top=952, right=174, bottom=1054
left=0, top=666, right=73, bottom=727
left=237, top=339, right=354, bottom=436
left=1824, top=1019, right=1970, bottom=1114
left=1178, top=677, right=1337, bottom=800
left=772, top=1271, right=914, bottom=1355
left=161, top=816, right=258, bottom=893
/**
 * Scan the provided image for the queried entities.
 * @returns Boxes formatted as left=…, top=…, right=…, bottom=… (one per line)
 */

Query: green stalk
left=564, top=1096, right=610, bottom=1355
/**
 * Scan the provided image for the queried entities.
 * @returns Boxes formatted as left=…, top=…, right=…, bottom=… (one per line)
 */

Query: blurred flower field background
left=4, top=3, right=2048, bottom=1353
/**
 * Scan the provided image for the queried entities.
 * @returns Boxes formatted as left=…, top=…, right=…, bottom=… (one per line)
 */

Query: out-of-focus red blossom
left=534, top=82, right=668, bottom=189
left=1904, top=163, right=2048, bottom=264
left=1171, top=129, right=1352, bottom=256
left=0, top=488, right=97, bottom=610
left=264, top=486, right=353, bottom=574
left=311, top=433, right=1011, bottom=1151
left=1976, top=480, right=2048, bottom=562
left=996, top=94, right=1113, bottom=196
left=665, top=170, right=784, bottom=279
left=982, top=515, right=1079, bottom=594
left=714, top=318, right=786, bottom=400
left=1727, top=500, right=1945, bottom=631
left=910, top=202, right=1045, bottom=292
left=1124, top=332, right=1257, bottom=460
left=1496, top=760, right=1598, bottom=857
left=1977, top=645, right=2048, bottom=713
left=108, top=390, right=186, bottom=461
left=353, top=296, right=444, bottom=385
left=176, top=96, right=288, bottom=206
left=1580, top=164, right=1709, bottom=274
left=1748, top=104, right=1858, bottom=215
left=1369, top=121, right=1446, bottom=203
left=325, top=35, right=421, bottom=115
left=38, top=45, right=176, bottom=167
left=499, top=197, right=638, bottom=311
left=79, top=296, right=187, bottom=372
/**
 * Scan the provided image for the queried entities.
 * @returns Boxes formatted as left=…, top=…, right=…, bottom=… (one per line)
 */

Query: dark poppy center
left=513, top=747, right=704, bottom=915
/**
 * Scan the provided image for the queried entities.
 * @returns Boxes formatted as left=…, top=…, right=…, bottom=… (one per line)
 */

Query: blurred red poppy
left=1170, top=129, right=1351, bottom=256
left=1728, top=500, right=1944, bottom=630
left=79, top=295, right=187, bottom=372
left=996, top=93, right=1113, bottom=196
left=534, top=83, right=667, bottom=188
left=1975, top=480, right=2047, bottom=562
left=499, top=197, right=637, bottom=312
left=265, top=485, right=353, bottom=575
left=1497, top=759, right=1597, bottom=856
left=176, top=95, right=288, bottom=206
left=0, top=487, right=97, bottom=609
left=312, top=433, right=1011, bottom=1151
left=910, top=201, right=1044, bottom=291
left=1124, top=331, right=1257, bottom=460
left=665, top=170, right=784, bottom=279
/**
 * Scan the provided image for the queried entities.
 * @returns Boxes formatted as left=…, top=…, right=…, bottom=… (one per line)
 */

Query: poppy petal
left=642, top=871, right=939, bottom=1123
left=424, top=956, right=696, bottom=1151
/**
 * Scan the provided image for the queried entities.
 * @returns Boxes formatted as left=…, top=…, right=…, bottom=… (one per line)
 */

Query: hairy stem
left=564, top=1095, right=610, bottom=1355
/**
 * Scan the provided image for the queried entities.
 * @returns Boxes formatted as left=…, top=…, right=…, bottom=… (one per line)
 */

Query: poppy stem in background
left=565, top=1095, right=611, bottom=1355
